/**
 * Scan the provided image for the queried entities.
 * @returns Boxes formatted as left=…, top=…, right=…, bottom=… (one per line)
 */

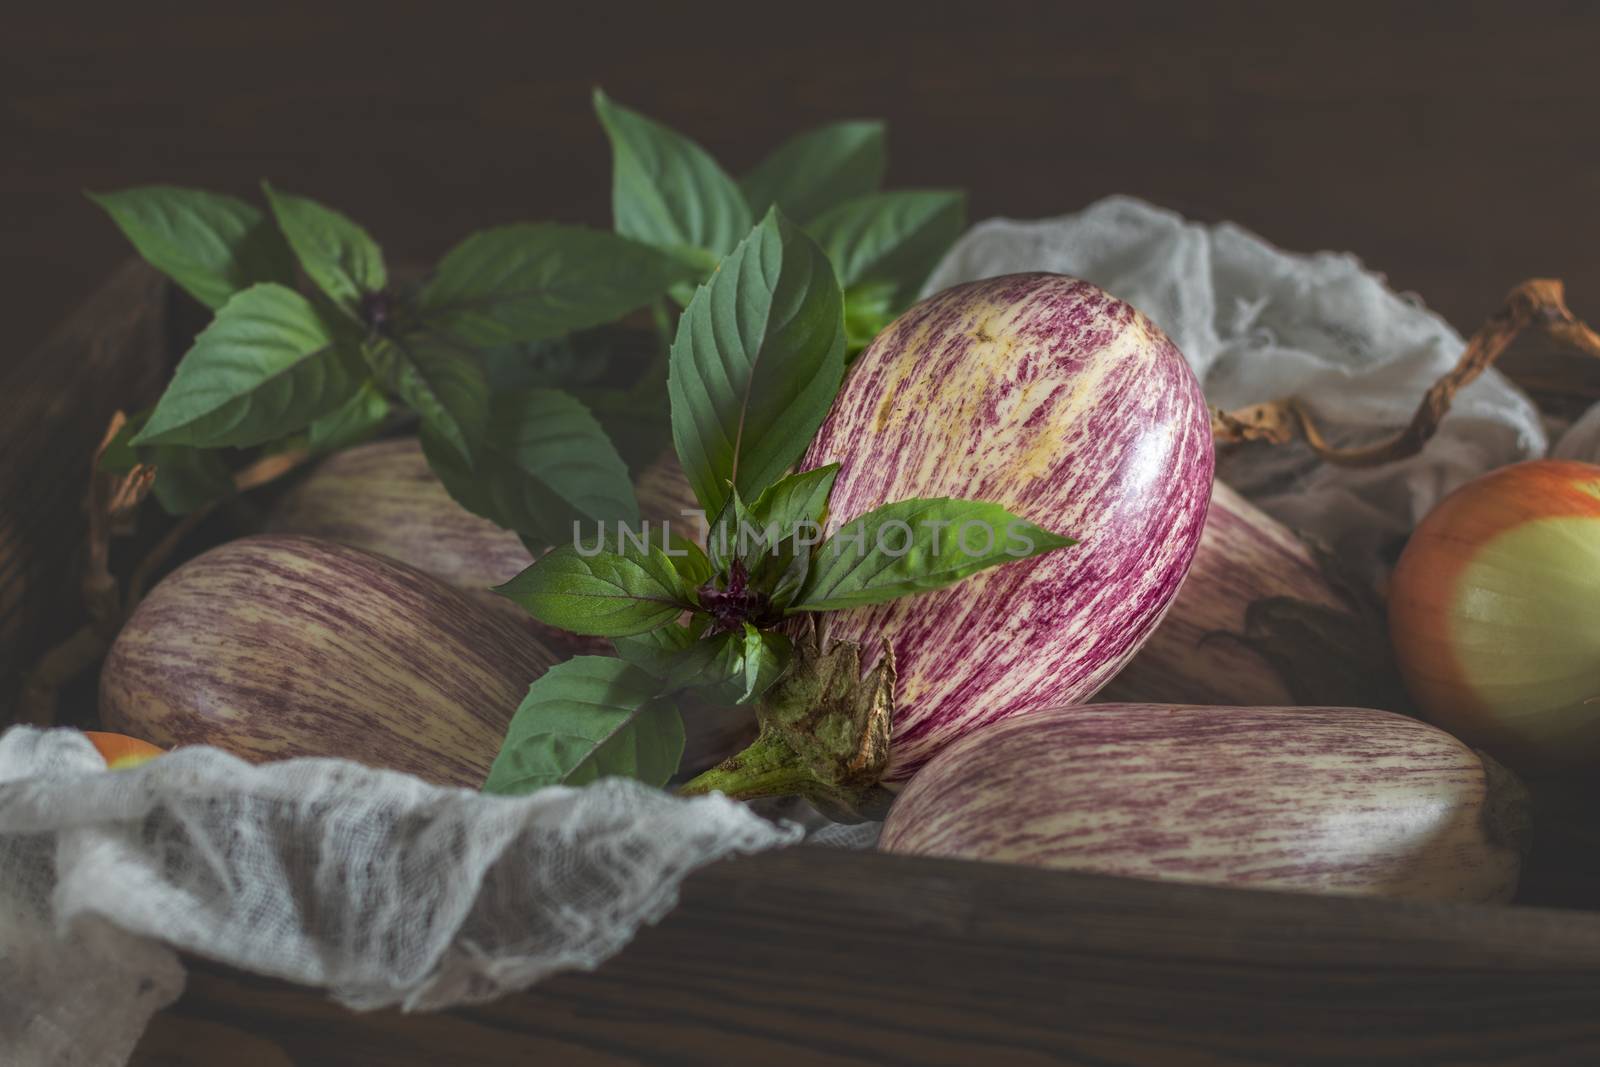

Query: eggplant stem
left=678, top=728, right=894, bottom=824
left=677, top=731, right=818, bottom=802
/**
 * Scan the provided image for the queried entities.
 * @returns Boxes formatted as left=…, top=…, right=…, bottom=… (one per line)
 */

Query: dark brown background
left=7, top=0, right=1600, bottom=368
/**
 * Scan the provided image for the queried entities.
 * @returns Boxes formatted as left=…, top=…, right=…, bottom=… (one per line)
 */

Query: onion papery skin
left=801, top=273, right=1214, bottom=783
left=1390, top=459, right=1600, bottom=770
left=880, top=703, right=1524, bottom=903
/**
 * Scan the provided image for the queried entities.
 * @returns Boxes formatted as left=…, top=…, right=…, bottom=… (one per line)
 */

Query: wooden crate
left=5, top=268, right=1600, bottom=1065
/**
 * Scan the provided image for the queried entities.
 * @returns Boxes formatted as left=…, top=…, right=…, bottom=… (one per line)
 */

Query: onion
left=82, top=730, right=164, bottom=770
left=1389, top=458, right=1600, bottom=770
left=880, top=703, right=1526, bottom=902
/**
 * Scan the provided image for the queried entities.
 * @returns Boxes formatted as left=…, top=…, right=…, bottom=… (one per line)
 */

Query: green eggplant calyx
left=678, top=628, right=896, bottom=823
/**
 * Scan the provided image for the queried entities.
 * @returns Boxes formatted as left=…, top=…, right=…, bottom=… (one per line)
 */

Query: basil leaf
left=490, top=388, right=638, bottom=526
left=307, top=379, right=390, bottom=453
left=593, top=89, right=751, bottom=269
left=612, top=621, right=701, bottom=679
left=374, top=336, right=488, bottom=467
left=615, top=623, right=788, bottom=706
left=793, top=498, right=1075, bottom=612
left=483, top=657, right=683, bottom=795
left=766, top=545, right=813, bottom=609
left=713, top=486, right=812, bottom=604
left=668, top=209, right=846, bottom=516
left=706, top=488, right=755, bottom=576
left=99, top=409, right=233, bottom=514
left=149, top=445, right=234, bottom=516
left=261, top=182, right=386, bottom=308
left=663, top=529, right=713, bottom=588
left=132, top=284, right=360, bottom=448
left=807, top=190, right=966, bottom=311
left=741, top=121, right=886, bottom=223
left=709, top=473, right=832, bottom=608
left=495, top=540, right=692, bottom=637
left=87, top=186, right=294, bottom=310
left=626, top=627, right=735, bottom=691
left=421, top=388, right=638, bottom=545
left=572, top=385, right=675, bottom=477
left=842, top=279, right=897, bottom=358
left=749, top=464, right=838, bottom=541
left=738, top=623, right=792, bottom=704
left=675, top=631, right=753, bottom=705
left=419, top=224, right=690, bottom=345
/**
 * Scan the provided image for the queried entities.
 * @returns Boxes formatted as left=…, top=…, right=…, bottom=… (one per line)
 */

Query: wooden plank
left=134, top=847, right=1600, bottom=1066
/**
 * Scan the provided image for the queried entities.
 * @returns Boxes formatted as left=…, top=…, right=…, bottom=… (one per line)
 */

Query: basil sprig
left=489, top=202, right=1071, bottom=798
left=483, top=657, right=685, bottom=797
left=594, top=89, right=750, bottom=287
left=88, top=186, right=296, bottom=310
left=740, top=121, right=886, bottom=224
left=96, top=90, right=991, bottom=801
left=93, top=182, right=685, bottom=531
left=593, top=93, right=966, bottom=351
left=668, top=207, right=846, bottom=516
left=487, top=98, right=1058, bottom=802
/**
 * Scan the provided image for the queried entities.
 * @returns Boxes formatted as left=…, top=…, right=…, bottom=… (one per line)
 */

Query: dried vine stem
left=14, top=431, right=310, bottom=727
left=1212, top=278, right=1600, bottom=467
left=83, top=413, right=157, bottom=629
left=122, top=450, right=305, bottom=606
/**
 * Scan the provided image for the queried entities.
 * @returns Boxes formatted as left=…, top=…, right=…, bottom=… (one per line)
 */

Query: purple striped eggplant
left=273, top=437, right=713, bottom=589
left=265, top=436, right=620, bottom=659
left=99, top=534, right=560, bottom=787
left=267, top=441, right=747, bottom=772
left=801, top=273, right=1214, bottom=783
left=1096, top=480, right=1406, bottom=709
left=880, top=703, right=1526, bottom=902
left=267, top=437, right=534, bottom=602
left=639, top=456, right=1404, bottom=722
